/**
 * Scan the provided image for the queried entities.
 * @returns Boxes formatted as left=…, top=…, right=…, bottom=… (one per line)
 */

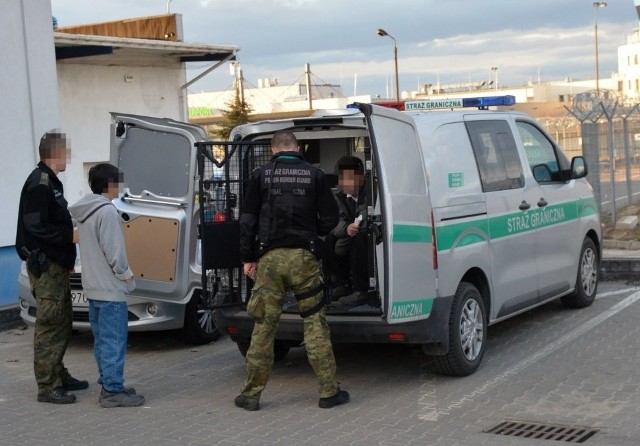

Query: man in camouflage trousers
left=16, top=130, right=88, bottom=404
left=236, top=130, right=349, bottom=411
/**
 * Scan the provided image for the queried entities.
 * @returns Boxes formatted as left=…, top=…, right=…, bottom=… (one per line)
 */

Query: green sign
left=448, top=172, right=464, bottom=187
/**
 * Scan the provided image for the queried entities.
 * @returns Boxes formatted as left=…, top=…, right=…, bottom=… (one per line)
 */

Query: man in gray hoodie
left=69, top=163, right=145, bottom=408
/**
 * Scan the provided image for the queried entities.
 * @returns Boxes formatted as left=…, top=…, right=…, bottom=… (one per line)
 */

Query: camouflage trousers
left=29, top=261, right=73, bottom=393
left=241, top=248, right=338, bottom=400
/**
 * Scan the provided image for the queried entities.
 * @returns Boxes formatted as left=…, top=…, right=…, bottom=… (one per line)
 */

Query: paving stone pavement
left=2, top=281, right=640, bottom=445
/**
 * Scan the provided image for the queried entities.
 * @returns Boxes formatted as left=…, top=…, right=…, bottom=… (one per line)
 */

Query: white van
left=199, top=95, right=601, bottom=376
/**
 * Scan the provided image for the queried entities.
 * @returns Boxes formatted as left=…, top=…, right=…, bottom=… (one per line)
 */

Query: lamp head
left=376, top=28, right=388, bottom=37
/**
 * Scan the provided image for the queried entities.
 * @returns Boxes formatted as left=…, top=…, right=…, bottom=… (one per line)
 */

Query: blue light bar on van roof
left=404, top=95, right=516, bottom=111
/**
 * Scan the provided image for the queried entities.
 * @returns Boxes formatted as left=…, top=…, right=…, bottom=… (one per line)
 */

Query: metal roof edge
left=54, top=32, right=239, bottom=54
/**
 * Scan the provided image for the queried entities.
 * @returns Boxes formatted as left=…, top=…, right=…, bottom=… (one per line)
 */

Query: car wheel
left=561, top=237, right=599, bottom=309
left=432, top=282, right=487, bottom=377
left=182, top=291, right=221, bottom=345
left=235, top=338, right=291, bottom=362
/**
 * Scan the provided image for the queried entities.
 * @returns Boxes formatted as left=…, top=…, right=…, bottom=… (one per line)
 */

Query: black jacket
left=239, top=151, right=338, bottom=262
left=16, top=161, right=76, bottom=269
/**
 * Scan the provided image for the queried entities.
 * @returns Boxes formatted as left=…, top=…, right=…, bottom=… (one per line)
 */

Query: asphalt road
left=2, top=280, right=640, bottom=446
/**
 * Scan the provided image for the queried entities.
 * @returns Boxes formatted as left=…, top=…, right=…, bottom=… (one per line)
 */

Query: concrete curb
left=601, top=258, right=640, bottom=281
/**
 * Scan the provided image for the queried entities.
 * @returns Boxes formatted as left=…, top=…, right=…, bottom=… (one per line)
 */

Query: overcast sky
left=51, top=0, right=640, bottom=99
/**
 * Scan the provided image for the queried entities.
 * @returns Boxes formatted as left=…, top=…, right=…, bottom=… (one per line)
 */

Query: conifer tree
left=212, top=89, right=252, bottom=139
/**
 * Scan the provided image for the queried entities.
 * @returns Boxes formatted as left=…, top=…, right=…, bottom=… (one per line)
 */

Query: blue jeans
left=88, top=300, right=128, bottom=393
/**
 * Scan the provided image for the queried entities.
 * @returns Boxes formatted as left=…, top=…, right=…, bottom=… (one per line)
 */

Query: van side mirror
left=532, top=164, right=553, bottom=182
left=570, top=156, right=588, bottom=179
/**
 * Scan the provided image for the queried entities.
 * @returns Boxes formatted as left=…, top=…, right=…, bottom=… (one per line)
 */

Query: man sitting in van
left=325, top=156, right=371, bottom=307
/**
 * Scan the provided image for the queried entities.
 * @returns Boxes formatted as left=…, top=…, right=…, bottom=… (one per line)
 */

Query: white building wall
left=1, top=0, right=59, bottom=305
left=617, top=31, right=640, bottom=99
left=57, top=63, right=186, bottom=203
left=2, top=0, right=59, bottom=247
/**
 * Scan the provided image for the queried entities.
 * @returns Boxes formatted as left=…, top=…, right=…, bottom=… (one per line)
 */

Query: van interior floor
left=282, top=291, right=381, bottom=315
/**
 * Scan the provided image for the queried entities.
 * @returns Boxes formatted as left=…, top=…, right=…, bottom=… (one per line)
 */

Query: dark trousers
left=323, top=233, right=368, bottom=292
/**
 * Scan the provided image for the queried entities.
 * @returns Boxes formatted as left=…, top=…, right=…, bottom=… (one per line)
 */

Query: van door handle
left=537, top=198, right=548, bottom=207
left=519, top=200, right=531, bottom=211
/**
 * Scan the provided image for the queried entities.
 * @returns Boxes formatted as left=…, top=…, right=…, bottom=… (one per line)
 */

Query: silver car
left=18, top=113, right=219, bottom=345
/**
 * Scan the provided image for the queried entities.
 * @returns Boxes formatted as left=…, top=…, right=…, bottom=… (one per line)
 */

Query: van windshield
left=118, top=128, right=190, bottom=198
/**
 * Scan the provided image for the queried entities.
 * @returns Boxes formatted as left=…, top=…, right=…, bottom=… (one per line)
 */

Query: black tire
left=182, top=291, right=221, bottom=345
left=236, top=338, right=292, bottom=362
left=561, top=237, right=599, bottom=309
left=432, top=282, right=487, bottom=377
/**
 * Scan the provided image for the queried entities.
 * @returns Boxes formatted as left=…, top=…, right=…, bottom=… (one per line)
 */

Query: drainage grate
left=484, top=420, right=599, bottom=443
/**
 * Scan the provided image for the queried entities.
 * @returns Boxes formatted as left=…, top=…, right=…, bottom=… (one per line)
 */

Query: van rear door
left=358, top=104, right=436, bottom=324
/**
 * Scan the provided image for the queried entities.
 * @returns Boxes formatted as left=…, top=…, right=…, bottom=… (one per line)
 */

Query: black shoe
left=37, top=387, right=76, bottom=404
left=63, top=376, right=89, bottom=391
left=331, top=285, right=352, bottom=300
left=318, top=389, right=350, bottom=408
left=335, top=291, right=370, bottom=308
left=234, top=394, right=260, bottom=411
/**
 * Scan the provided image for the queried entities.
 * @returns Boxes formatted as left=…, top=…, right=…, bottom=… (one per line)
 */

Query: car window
left=516, top=121, right=562, bottom=183
left=118, top=128, right=190, bottom=198
left=466, top=120, right=524, bottom=192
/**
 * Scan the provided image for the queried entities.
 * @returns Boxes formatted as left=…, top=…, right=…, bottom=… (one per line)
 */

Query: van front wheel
left=561, top=237, right=599, bottom=308
left=182, top=291, right=221, bottom=345
left=432, top=282, right=486, bottom=377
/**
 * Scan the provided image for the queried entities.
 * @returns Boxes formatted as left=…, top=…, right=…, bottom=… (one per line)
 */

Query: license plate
left=71, top=290, right=88, bottom=306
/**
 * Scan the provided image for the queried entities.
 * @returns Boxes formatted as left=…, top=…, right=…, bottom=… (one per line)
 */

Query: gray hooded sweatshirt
left=69, top=194, right=135, bottom=301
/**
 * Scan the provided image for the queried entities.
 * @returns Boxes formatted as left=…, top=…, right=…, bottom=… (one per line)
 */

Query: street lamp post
left=377, top=28, right=399, bottom=102
left=593, top=2, right=607, bottom=97
left=491, top=67, right=498, bottom=91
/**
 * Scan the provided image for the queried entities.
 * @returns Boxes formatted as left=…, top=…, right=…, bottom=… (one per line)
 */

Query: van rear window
left=466, top=120, right=524, bottom=192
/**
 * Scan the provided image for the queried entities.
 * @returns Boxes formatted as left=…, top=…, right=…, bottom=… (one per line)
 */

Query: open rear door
left=358, top=104, right=436, bottom=324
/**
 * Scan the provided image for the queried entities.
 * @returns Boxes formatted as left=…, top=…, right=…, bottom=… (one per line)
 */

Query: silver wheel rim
left=580, top=247, right=598, bottom=297
left=459, top=298, right=484, bottom=361
left=197, top=308, right=216, bottom=334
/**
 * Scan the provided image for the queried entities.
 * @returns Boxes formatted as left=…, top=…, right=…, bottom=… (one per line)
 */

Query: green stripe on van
left=390, top=198, right=597, bottom=250
left=390, top=298, right=433, bottom=320
left=392, top=224, right=432, bottom=243
left=436, top=198, right=596, bottom=251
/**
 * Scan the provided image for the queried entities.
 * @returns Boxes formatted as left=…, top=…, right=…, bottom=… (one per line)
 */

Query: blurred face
left=338, top=169, right=364, bottom=196
left=105, top=181, right=122, bottom=200
left=48, top=141, right=71, bottom=173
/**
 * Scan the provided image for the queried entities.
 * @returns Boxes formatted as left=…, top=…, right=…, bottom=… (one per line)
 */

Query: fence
left=540, top=92, right=640, bottom=225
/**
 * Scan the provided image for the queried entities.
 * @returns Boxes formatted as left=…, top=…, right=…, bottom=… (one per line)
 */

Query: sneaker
left=102, top=386, right=136, bottom=395
left=234, top=394, right=260, bottom=411
left=63, top=376, right=89, bottom=391
left=318, top=389, right=350, bottom=409
left=99, top=389, right=145, bottom=408
left=37, top=387, right=76, bottom=404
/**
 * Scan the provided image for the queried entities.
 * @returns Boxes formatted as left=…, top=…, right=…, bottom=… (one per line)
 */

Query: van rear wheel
left=432, top=282, right=486, bottom=377
left=561, top=237, right=599, bottom=308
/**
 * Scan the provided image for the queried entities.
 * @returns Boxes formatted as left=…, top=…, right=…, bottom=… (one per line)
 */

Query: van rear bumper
left=216, top=295, right=453, bottom=352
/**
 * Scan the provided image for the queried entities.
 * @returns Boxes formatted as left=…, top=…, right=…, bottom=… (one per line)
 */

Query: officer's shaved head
left=271, top=130, right=298, bottom=153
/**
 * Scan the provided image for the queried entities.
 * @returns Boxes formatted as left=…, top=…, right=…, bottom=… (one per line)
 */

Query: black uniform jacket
left=239, top=151, right=338, bottom=262
left=16, top=161, right=76, bottom=269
